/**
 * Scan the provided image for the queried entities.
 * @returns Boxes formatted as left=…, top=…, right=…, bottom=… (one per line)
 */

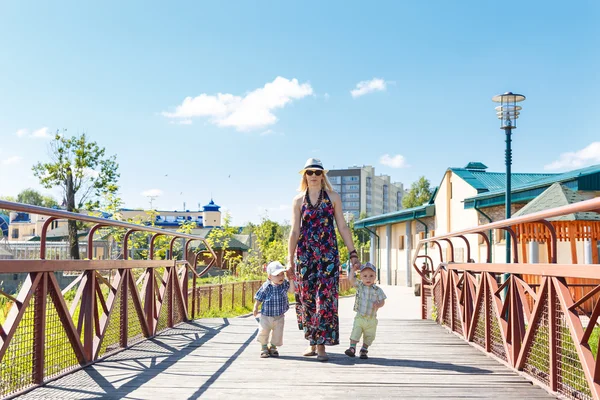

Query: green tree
left=253, top=216, right=288, bottom=265
left=402, top=176, right=433, bottom=209
left=0, top=195, right=16, bottom=216
left=33, top=130, right=120, bottom=259
left=16, top=188, right=58, bottom=208
left=205, top=212, right=241, bottom=270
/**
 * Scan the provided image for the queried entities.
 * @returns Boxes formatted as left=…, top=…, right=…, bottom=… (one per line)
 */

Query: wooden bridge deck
left=15, top=287, right=556, bottom=399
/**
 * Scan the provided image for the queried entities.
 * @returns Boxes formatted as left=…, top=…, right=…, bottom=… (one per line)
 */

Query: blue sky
left=1, top=1, right=599, bottom=225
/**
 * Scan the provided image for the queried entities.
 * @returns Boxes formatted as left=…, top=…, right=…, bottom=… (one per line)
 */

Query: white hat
left=266, top=261, right=286, bottom=276
left=299, top=158, right=327, bottom=173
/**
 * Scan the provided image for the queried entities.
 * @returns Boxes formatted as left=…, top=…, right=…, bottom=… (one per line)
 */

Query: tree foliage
left=336, top=219, right=370, bottom=271
left=402, top=176, right=433, bottom=209
left=0, top=195, right=16, bottom=216
left=33, top=130, right=120, bottom=259
left=205, top=212, right=241, bottom=270
left=16, top=188, right=58, bottom=208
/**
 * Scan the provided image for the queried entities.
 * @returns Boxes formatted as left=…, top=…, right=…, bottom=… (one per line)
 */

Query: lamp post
left=492, top=92, right=526, bottom=264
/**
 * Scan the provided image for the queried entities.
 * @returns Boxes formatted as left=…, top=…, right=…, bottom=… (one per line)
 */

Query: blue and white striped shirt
left=255, top=280, right=290, bottom=317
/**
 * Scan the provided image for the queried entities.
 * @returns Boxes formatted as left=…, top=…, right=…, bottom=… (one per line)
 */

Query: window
left=11, top=228, right=19, bottom=239
left=398, top=235, right=405, bottom=250
left=495, top=229, right=506, bottom=243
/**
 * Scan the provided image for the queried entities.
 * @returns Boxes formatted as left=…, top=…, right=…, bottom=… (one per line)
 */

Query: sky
left=1, top=1, right=599, bottom=225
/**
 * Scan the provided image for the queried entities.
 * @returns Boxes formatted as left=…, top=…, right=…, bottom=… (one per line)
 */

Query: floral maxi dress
left=295, top=189, right=340, bottom=346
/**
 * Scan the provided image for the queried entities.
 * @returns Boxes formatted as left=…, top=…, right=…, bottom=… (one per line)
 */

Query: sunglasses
left=305, top=170, right=323, bottom=176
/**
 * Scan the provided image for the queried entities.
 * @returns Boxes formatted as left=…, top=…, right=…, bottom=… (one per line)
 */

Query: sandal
left=260, top=349, right=270, bottom=358
left=303, top=345, right=317, bottom=357
left=344, top=347, right=356, bottom=358
left=269, top=347, right=279, bottom=357
left=359, top=349, right=368, bottom=359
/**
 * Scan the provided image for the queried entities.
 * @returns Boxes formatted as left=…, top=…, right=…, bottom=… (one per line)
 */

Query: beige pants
left=257, top=314, right=285, bottom=346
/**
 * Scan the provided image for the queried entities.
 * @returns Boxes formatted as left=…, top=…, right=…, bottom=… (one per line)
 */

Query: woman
left=288, top=158, right=361, bottom=361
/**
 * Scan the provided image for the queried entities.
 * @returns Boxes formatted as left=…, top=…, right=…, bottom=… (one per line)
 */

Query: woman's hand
left=285, top=266, right=295, bottom=280
left=288, top=258, right=296, bottom=274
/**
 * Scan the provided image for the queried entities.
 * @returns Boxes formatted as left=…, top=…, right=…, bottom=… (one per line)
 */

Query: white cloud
left=16, top=128, right=28, bottom=137
left=170, top=119, right=192, bottom=125
left=350, top=78, right=388, bottom=98
left=380, top=154, right=408, bottom=168
left=162, top=76, right=313, bottom=131
left=142, top=189, right=164, bottom=197
left=31, top=127, right=51, bottom=138
left=15, top=127, right=52, bottom=139
left=544, top=142, right=600, bottom=171
left=260, top=129, right=274, bottom=136
left=2, top=156, right=22, bottom=165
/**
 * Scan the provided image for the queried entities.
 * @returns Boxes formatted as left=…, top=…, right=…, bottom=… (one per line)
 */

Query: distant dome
left=203, top=199, right=221, bottom=212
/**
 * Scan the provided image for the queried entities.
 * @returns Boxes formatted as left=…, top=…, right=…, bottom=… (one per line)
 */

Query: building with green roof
left=354, top=162, right=600, bottom=287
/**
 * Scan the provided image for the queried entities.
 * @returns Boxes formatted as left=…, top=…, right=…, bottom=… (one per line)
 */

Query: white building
left=327, top=165, right=405, bottom=219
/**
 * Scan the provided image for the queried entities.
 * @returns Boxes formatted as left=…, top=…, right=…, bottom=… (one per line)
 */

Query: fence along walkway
left=0, top=200, right=226, bottom=399
left=13, top=287, right=554, bottom=399
left=416, top=196, right=600, bottom=400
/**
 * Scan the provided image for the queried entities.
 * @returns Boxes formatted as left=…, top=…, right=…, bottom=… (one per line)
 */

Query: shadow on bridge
left=16, top=319, right=258, bottom=400
left=275, top=354, right=492, bottom=374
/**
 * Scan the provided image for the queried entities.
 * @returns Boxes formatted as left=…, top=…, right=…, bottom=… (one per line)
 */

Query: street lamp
left=492, top=92, right=526, bottom=264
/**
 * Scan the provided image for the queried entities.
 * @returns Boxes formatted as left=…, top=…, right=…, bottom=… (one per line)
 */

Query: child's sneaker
left=344, top=347, right=356, bottom=358
left=359, top=348, right=368, bottom=359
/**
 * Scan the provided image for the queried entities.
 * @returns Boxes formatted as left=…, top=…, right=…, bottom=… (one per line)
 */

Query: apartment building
left=327, top=165, right=405, bottom=219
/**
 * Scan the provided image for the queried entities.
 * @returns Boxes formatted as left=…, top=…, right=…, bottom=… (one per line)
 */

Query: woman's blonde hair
left=297, top=170, right=334, bottom=192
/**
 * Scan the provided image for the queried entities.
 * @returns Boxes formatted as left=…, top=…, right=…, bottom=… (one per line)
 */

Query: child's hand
left=285, top=267, right=294, bottom=280
left=373, top=299, right=385, bottom=309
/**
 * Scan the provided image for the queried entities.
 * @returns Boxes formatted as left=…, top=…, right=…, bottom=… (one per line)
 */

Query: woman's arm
left=348, top=263, right=359, bottom=286
left=287, top=195, right=302, bottom=271
left=329, top=191, right=360, bottom=268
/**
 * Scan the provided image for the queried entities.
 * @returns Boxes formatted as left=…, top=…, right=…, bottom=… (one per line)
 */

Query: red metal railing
left=0, top=200, right=223, bottom=398
left=414, top=197, right=600, bottom=400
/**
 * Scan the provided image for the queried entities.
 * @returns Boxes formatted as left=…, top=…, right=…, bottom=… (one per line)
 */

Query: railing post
left=33, top=272, right=47, bottom=384
left=120, top=269, right=129, bottom=348
left=219, top=285, right=223, bottom=310
left=168, top=267, right=174, bottom=328
left=548, top=278, right=558, bottom=392
left=82, top=270, right=96, bottom=360
left=232, top=283, right=235, bottom=310
left=191, top=268, right=197, bottom=320
left=144, top=268, right=155, bottom=335
left=242, top=282, right=246, bottom=308
left=484, top=274, right=491, bottom=353
left=181, top=265, right=189, bottom=320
